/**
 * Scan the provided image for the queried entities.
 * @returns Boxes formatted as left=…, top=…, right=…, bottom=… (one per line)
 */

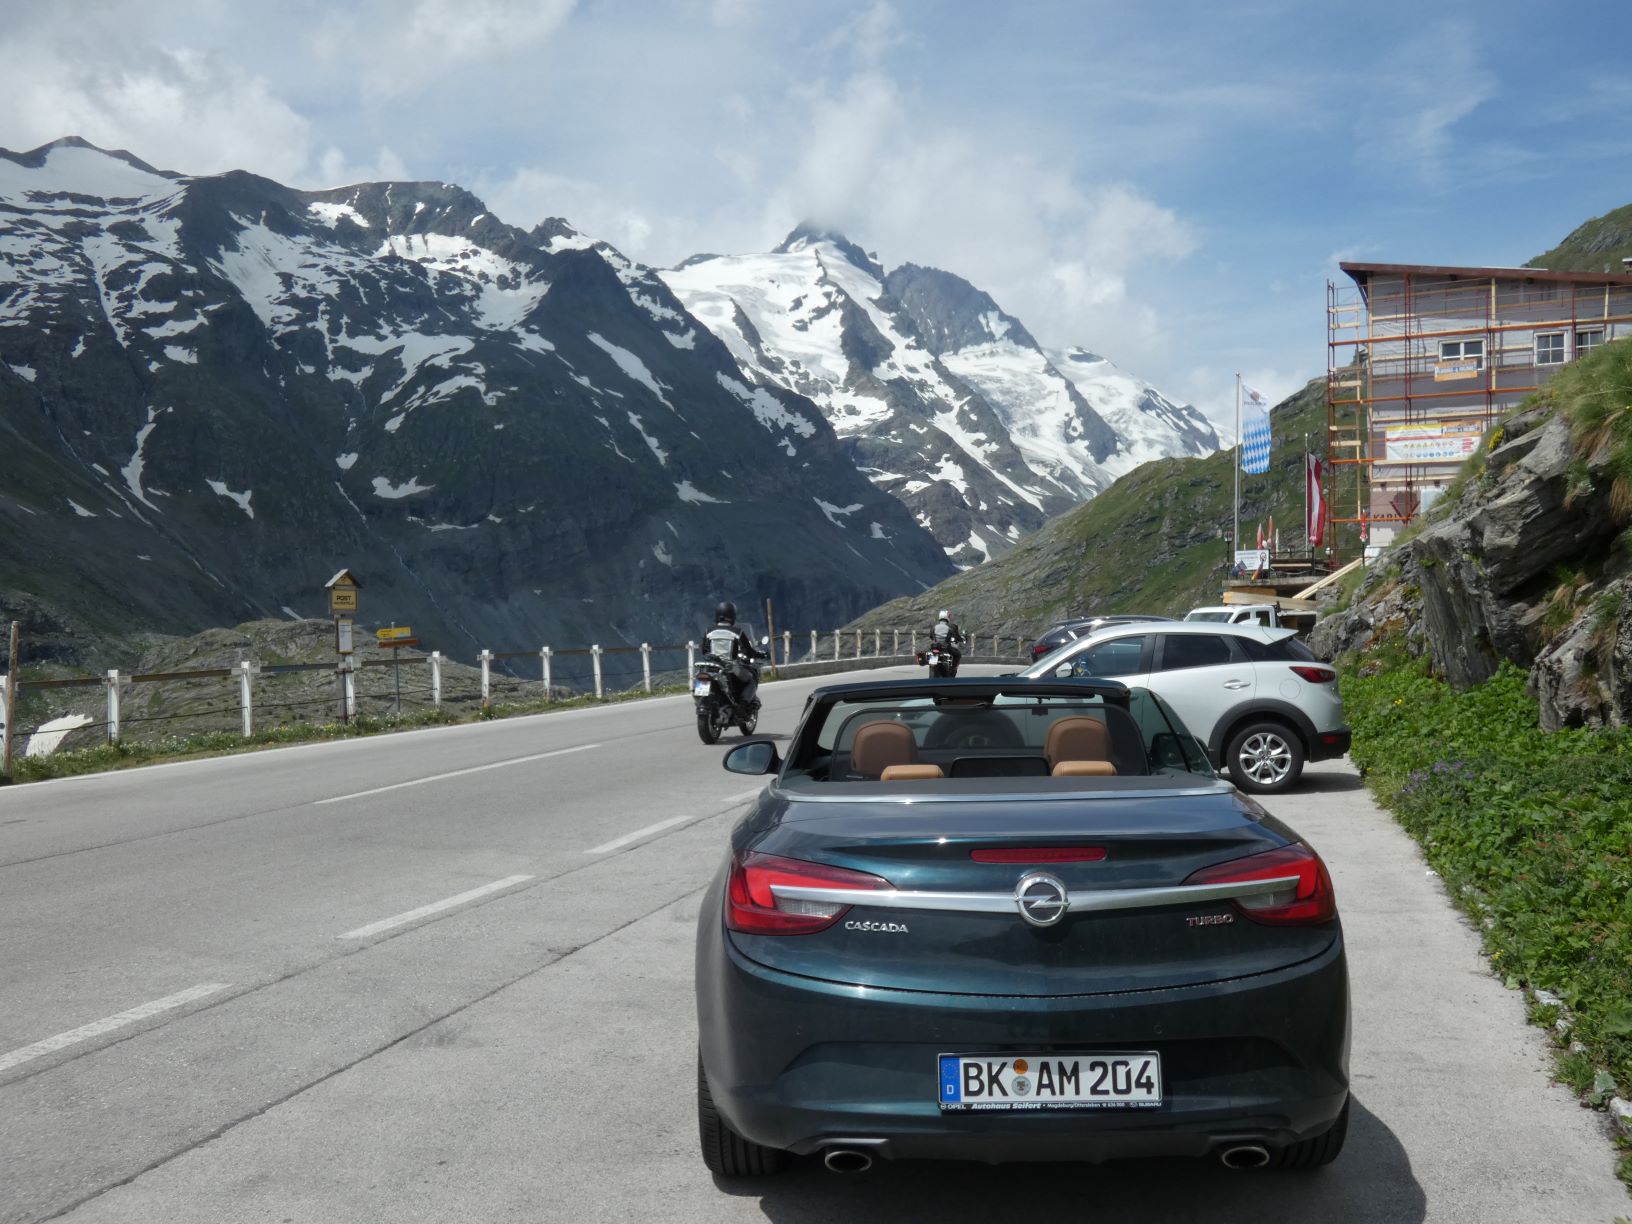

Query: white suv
left=1022, top=622, right=1350, bottom=793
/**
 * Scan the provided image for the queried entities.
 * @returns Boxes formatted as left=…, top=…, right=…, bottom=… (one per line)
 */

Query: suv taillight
left=725, top=852, right=892, bottom=935
left=1182, top=843, right=1336, bottom=926
left=1290, top=665, right=1336, bottom=683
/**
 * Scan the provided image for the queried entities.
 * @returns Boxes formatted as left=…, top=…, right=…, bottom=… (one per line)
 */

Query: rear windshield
left=784, top=689, right=1214, bottom=784
left=1183, top=611, right=1232, bottom=622
left=1235, top=635, right=1315, bottom=662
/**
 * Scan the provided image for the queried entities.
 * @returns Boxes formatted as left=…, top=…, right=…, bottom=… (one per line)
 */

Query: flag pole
left=1233, top=374, right=1241, bottom=565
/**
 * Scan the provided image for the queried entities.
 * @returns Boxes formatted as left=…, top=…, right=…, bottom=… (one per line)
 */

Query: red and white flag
left=1306, top=453, right=1327, bottom=547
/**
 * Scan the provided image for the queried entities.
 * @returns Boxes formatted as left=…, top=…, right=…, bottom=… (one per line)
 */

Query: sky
left=3, top=0, right=1631, bottom=433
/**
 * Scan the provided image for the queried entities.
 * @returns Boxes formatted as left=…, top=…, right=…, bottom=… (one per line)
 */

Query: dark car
left=695, top=677, right=1350, bottom=1177
left=1028, top=614, right=1174, bottom=662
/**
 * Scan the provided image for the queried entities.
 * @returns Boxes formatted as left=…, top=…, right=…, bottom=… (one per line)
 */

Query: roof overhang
left=1340, top=260, right=1632, bottom=293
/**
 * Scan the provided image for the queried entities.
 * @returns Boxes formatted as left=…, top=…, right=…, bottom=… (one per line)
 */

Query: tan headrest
left=1045, top=716, right=1111, bottom=767
left=851, top=720, right=919, bottom=778
left=880, top=763, right=945, bottom=782
left=1052, top=760, right=1117, bottom=777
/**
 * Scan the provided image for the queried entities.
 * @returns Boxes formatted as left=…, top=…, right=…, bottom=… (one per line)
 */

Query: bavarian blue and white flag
left=1240, top=384, right=1272, bottom=474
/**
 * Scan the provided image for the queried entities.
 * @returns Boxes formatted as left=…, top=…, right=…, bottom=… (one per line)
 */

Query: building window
left=1536, top=332, right=1566, bottom=365
left=1440, top=338, right=1484, bottom=367
left=1577, top=328, right=1605, bottom=356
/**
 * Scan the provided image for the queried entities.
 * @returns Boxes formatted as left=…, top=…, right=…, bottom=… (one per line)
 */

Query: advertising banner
left=1382, top=421, right=1483, bottom=464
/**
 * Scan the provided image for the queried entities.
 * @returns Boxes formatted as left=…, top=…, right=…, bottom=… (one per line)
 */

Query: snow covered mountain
left=662, top=226, right=1219, bottom=566
left=0, top=140, right=952, bottom=659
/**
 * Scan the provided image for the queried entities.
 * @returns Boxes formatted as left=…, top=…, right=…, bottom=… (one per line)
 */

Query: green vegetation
left=1343, top=652, right=1632, bottom=1124
left=1527, top=202, right=1632, bottom=275
left=1538, top=333, right=1632, bottom=522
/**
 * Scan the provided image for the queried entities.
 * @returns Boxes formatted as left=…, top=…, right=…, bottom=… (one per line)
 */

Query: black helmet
left=715, top=600, right=737, bottom=625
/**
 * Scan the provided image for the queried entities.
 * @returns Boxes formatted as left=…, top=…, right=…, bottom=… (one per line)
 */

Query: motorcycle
left=693, top=638, right=768, bottom=744
left=916, top=643, right=959, bottom=678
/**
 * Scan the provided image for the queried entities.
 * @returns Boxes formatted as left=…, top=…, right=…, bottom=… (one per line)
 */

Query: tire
left=698, top=1055, right=784, bottom=1177
left=1276, top=1096, right=1349, bottom=1169
left=696, top=705, right=721, bottom=745
left=1225, top=719, right=1305, bottom=793
left=738, top=708, right=759, bottom=736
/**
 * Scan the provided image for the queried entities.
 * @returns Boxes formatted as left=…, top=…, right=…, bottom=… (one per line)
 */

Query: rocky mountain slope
left=1312, top=337, right=1632, bottom=730
left=1526, top=202, right=1632, bottom=274
left=662, top=226, right=1218, bottom=566
left=0, top=138, right=955, bottom=665
left=855, top=378, right=1331, bottom=636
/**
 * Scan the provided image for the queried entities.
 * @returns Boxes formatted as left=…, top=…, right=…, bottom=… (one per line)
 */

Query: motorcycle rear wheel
left=738, top=709, right=759, bottom=736
left=697, top=707, right=722, bottom=744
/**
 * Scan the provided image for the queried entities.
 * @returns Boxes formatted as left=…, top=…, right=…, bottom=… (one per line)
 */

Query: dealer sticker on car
left=938, top=1053, right=1162, bottom=1111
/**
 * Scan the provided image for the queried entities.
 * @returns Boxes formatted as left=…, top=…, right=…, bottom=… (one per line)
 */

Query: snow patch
left=26, top=713, right=93, bottom=758
left=335, top=452, right=358, bottom=470
left=205, top=479, right=254, bottom=518
left=814, top=498, right=863, bottom=527
left=282, top=605, right=302, bottom=619
left=651, top=541, right=674, bottom=566
left=67, top=499, right=96, bottom=517
left=371, top=475, right=433, bottom=499
left=308, top=201, right=370, bottom=229
left=8, top=363, right=36, bottom=382
left=627, top=413, right=667, bottom=465
left=587, top=332, right=675, bottom=411
left=676, top=481, right=726, bottom=504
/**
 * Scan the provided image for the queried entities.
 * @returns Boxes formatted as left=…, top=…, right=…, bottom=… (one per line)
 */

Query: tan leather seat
left=880, top=763, right=946, bottom=782
left=1045, top=716, right=1112, bottom=771
left=851, top=721, right=920, bottom=778
left=1051, top=759, right=1117, bottom=777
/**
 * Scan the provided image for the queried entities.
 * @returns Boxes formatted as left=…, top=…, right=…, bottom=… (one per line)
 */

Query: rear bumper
left=1306, top=727, right=1352, bottom=762
left=697, top=919, right=1350, bottom=1162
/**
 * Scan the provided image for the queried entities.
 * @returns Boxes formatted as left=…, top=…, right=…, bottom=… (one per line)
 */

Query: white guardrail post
left=343, top=661, right=357, bottom=720
left=687, top=641, right=696, bottom=674
left=479, top=649, right=492, bottom=704
left=832, top=632, right=840, bottom=662
left=782, top=630, right=791, bottom=663
left=809, top=630, right=817, bottom=660
left=854, top=630, right=862, bottom=659
left=591, top=645, right=604, bottom=699
left=540, top=647, right=552, bottom=701
left=430, top=651, right=443, bottom=708
left=874, top=629, right=881, bottom=656
left=238, top=661, right=256, bottom=737
left=640, top=643, right=652, bottom=693
left=893, top=629, right=900, bottom=655
left=911, top=629, right=917, bottom=653
left=104, top=669, right=120, bottom=743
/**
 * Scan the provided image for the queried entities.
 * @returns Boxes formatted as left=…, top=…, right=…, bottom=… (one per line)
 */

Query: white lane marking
left=583, top=788, right=766, bottom=856
left=0, top=983, right=231, bottom=1073
left=584, top=814, right=697, bottom=856
left=338, top=875, right=535, bottom=939
left=314, top=744, right=600, bottom=805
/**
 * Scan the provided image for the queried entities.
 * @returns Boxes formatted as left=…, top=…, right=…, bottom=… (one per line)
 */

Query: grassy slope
left=1526, top=202, right=1632, bottom=274
left=856, top=378, right=1345, bottom=636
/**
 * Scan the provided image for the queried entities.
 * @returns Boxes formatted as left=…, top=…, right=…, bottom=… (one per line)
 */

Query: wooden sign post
left=324, top=570, right=363, bottom=723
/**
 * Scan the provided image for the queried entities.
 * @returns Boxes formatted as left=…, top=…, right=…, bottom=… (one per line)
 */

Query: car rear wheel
left=698, top=1055, right=784, bottom=1177
left=1276, top=1096, right=1349, bottom=1169
left=1225, top=721, right=1304, bottom=793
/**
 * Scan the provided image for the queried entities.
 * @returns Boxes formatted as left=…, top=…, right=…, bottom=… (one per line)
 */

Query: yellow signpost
left=376, top=626, right=413, bottom=642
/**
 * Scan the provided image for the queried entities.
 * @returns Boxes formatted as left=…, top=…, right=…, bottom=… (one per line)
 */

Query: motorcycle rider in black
left=930, top=609, right=965, bottom=675
left=704, top=601, right=769, bottom=709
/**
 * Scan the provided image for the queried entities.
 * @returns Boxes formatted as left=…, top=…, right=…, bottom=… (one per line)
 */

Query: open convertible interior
left=781, top=684, right=1216, bottom=785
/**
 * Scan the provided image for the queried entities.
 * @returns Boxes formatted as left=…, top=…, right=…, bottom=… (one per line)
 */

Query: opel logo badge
left=1015, top=872, right=1070, bottom=928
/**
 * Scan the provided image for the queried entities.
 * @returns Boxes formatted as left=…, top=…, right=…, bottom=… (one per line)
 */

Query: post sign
left=336, top=618, right=354, bottom=655
left=376, top=626, right=413, bottom=642
left=1383, top=421, right=1482, bottom=463
left=1433, top=359, right=1481, bottom=382
left=325, top=568, right=362, bottom=615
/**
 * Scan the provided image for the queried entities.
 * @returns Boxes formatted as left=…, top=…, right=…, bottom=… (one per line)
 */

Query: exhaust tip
left=1218, top=1144, right=1271, bottom=1170
left=822, top=1148, right=874, bottom=1174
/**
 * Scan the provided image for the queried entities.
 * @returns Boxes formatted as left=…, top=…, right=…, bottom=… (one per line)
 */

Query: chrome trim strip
left=768, top=782, right=1232, bottom=804
left=770, top=875, right=1300, bottom=916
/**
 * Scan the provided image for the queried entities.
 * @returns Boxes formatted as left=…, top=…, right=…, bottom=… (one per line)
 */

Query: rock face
left=1310, top=407, right=1632, bottom=729
left=0, top=139, right=955, bottom=665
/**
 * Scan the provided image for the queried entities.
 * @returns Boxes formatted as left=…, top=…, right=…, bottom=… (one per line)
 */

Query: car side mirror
left=723, top=739, right=780, bottom=776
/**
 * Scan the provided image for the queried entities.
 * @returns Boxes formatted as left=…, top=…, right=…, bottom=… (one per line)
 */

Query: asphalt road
left=1, top=666, right=1626, bottom=1223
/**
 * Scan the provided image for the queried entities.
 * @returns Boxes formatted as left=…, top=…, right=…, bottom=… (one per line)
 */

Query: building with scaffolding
left=1326, top=261, right=1632, bottom=548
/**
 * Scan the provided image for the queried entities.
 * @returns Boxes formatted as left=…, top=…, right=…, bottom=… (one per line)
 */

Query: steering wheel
left=926, top=714, right=1024, bottom=751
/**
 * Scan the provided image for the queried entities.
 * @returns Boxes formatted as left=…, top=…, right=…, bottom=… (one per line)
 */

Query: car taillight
left=725, top=852, right=892, bottom=935
left=971, top=847, right=1106, bottom=863
left=1289, top=665, right=1336, bottom=684
left=1182, top=843, right=1336, bottom=926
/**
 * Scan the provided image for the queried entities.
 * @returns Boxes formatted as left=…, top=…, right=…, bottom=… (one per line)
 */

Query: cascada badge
left=846, top=919, right=909, bottom=933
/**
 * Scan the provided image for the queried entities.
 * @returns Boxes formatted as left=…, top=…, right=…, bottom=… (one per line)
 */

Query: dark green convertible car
left=695, top=677, right=1349, bottom=1176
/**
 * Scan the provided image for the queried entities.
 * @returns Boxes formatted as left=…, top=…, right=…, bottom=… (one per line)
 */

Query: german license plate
left=937, top=1052, right=1161, bottom=1111
left=692, top=681, right=711, bottom=696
